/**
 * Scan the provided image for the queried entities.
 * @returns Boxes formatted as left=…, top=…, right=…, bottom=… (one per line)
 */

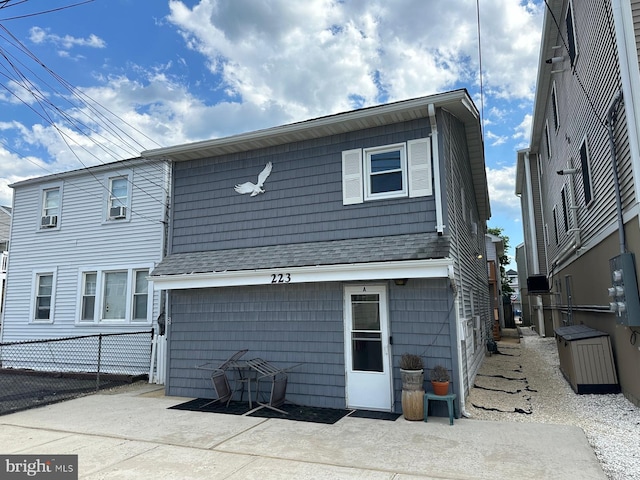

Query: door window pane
left=103, top=271, right=127, bottom=320
left=351, top=294, right=383, bottom=372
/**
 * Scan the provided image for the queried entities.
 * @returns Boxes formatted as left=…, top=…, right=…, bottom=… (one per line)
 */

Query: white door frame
left=343, top=284, right=393, bottom=411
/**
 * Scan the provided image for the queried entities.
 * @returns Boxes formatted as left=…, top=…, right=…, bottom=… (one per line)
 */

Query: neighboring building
left=515, top=243, right=532, bottom=326
left=517, top=0, right=640, bottom=405
left=505, top=268, right=521, bottom=317
left=0, top=206, right=11, bottom=316
left=0, top=158, right=170, bottom=373
left=486, top=233, right=505, bottom=332
left=144, top=89, right=492, bottom=415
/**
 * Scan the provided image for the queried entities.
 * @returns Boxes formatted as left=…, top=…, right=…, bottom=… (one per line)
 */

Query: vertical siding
left=170, top=119, right=436, bottom=253
left=441, top=109, right=490, bottom=394
left=2, top=160, right=167, bottom=342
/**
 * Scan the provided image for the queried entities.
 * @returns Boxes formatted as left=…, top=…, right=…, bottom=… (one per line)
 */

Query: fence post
left=96, top=333, right=102, bottom=391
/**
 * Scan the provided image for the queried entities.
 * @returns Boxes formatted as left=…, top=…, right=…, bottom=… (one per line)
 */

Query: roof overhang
left=150, top=258, right=453, bottom=290
left=142, top=89, right=489, bottom=221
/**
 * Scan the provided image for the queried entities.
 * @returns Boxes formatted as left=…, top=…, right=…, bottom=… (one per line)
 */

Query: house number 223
left=271, top=273, right=291, bottom=284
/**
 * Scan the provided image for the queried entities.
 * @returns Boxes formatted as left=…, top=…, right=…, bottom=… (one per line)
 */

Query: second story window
left=41, top=187, right=60, bottom=229
left=364, top=144, right=407, bottom=200
left=108, top=176, right=129, bottom=220
left=566, top=1, right=578, bottom=67
left=342, top=138, right=432, bottom=205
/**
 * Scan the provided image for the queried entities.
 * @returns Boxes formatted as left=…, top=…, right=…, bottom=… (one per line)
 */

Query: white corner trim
left=151, top=258, right=453, bottom=291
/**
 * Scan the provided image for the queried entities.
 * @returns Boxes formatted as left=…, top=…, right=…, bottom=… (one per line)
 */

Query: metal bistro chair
left=195, top=349, right=248, bottom=408
left=245, top=358, right=302, bottom=414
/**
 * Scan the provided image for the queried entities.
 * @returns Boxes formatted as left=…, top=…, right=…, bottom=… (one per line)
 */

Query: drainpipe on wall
left=607, top=90, right=626, bottom=255
left=449, top=266, right=472, bottom=418
left=428, top=104, right=445, bottom=235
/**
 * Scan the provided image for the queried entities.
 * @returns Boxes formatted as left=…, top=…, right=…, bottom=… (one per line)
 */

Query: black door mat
left=248, top=403, right=350, bottom=424
left=348, top=410, right=401, bottom=421
left=169, top=398, right=350, bottom=424
left=169, top=398, right=252, bottom=415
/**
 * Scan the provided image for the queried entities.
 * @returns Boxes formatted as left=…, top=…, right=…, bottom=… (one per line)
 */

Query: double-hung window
left=78, top=267, right=151, bottom=324
left=41, top=187, right=60, bottom=229
left=107, top=175, right=130, bottom=221
left=364, top=144, right=407, bottom=200
left=342, top=137, right=432, bottom=205
left=31, top=270, right=56, bottom=322
left=81, top=272, right=97, bottom=321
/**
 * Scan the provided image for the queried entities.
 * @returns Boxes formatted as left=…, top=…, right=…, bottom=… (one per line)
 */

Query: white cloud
left=29, top=27, right=106, bottom=49
left=167, top=0, right=544, bottom=120
left=486, top=164, right=520, bottom=212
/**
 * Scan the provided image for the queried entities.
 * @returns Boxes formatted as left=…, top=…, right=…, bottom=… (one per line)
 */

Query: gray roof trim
left=151, top=233, right=451, bottom=277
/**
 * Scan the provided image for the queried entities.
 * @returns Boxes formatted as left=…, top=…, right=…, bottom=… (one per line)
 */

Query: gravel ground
left=465, top=327, right=640, bottom=480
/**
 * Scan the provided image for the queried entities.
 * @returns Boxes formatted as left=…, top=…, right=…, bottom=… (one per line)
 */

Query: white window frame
left=342, top=138, right=432, bottom=205
left=76, top=266, right=153, bottom=325
left=364, top=143, right=408, bottom=201
left=79, top=271, right=97, bottom=323
left=104, top=171, right=132, bottom=222
left=38, top=183, right=62, bottom=231
left=131, top=269, right=150, bottom=322
left=30, top=268, right=57, bottom=324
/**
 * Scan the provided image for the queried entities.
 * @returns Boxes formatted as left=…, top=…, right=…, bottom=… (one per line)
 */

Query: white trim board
left=151, top=258, right=453, bottom=290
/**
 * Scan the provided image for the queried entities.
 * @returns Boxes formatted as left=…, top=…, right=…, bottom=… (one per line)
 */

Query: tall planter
left=401, top=369, right=425, bottom=421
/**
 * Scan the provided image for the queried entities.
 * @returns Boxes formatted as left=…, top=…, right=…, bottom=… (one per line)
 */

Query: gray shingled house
left=143, top=89, right=491, bottom=415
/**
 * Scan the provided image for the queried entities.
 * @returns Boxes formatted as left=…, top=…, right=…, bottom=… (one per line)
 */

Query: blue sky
left=0, top=0, right=544, bottom=267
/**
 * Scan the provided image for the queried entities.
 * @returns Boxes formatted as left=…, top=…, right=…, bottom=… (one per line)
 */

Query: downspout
left=523, top=152, right=540, bottom=272
left=428, top=104, right=445, bottom=235
left=607, top=90, right=626, bottom=254
left=450, top=266, right=471, bottom=418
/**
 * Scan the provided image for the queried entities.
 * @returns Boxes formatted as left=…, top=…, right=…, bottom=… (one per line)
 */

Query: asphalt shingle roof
left=151, top=233, right=450, bottom=277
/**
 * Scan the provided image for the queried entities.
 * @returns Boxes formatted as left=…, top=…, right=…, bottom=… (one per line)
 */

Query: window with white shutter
left=342, top=149, right=364, bottom=205
left=341, top=137, right=432, bottom=204
left=407, top=138, right=432, bottom=198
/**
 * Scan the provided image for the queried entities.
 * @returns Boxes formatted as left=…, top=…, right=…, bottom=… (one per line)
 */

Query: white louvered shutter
left=407, top=138, right=433, bottom=198
left=342, top=149, right=363, bottom=205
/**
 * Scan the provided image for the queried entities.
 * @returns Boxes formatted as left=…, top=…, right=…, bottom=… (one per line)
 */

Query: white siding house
left=0, top=158, right=169, bottom=375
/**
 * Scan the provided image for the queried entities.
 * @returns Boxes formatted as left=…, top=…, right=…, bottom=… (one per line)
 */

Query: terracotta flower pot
left=431, top=380, right=449, bottom=396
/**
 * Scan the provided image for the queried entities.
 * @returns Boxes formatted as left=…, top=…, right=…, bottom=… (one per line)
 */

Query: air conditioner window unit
left=109, top=206, right=126, bottom=219
left=41, top=215, right=58, bottom=228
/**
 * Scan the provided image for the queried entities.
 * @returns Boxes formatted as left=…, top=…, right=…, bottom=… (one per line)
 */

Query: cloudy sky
left=0, top=0, right=544, bottom=266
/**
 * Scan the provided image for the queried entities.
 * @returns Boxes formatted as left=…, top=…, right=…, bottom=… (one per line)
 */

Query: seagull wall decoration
left=234, top=162, right=273, bottom=197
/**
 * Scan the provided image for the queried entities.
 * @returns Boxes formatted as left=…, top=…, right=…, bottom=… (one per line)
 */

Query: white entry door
left=344, top=285, right=393, bottom=411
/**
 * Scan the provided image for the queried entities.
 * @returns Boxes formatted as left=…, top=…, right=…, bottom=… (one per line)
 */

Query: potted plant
left=429, top=364, right=450, bottom=395
left=399, top=353, right=424, bottom=421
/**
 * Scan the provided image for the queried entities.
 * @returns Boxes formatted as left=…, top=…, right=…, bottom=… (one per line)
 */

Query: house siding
left=170, top=119, right=436, bottom=253
left=440, top=109, right=489, bottom=394
left=2, top=160, right=167, bottom=342
left=540, top=0, right=630, bottom=270
left=166, top=278, right=454, bottom=412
